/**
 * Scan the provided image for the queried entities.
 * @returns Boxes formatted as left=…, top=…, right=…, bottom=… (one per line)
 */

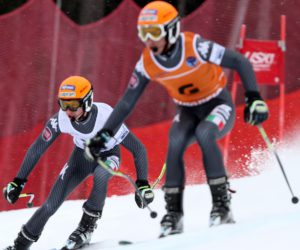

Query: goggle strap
left=166, top=16, right=180, bottom=29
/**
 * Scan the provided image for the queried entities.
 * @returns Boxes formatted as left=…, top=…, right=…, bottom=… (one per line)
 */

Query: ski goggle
left=58, top=99, right=83, bottom=112
left=137, top=24, right=167, bottom=42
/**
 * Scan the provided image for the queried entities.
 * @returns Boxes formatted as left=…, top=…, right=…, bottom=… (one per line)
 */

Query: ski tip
left=119, top=240, right=133, bottom=245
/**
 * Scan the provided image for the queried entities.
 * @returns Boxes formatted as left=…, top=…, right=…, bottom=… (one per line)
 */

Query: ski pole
left=151, top=163, right=166, bottom=189
left=257, top=124, right=299, bottom=204
left=19, top=193, right=35, bottom=208
left=97, top=158, right=158, bottom=218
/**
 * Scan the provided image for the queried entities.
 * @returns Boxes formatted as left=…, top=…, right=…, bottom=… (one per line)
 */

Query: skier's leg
left=195, top=103, right=235, bottom=226
left=5, top=147, right=95, bottom=249
left=159, top=187, right=184, bottom=238
left=64, top=159, right=114, bottom=249
left=160, top=109, right=196, bottom=237
left=208, top=177, right=235, bottom=226
left=164, top=109, right=197, bottom=188
left=63, top=206, right=102, bottom=250
left=3, top=226, right=39, bottom=250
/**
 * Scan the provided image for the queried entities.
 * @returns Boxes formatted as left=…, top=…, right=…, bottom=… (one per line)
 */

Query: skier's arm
left=195, top=36, right=258, bottom=92
left=4, top=113, right=61, bottom=204
left=16, top=113, right=61, bottom=180
left=195, top=36, right=268, bottom=125
left=220, top=49, right=259, bottom=92
left=104, top=68, right=150, bottom=133
left=120, top=131, right=148, bottom=180
left=121, top=131, right=154, bottom=209
left=85, top=60, right=150, bottom=161
left=217, top=46, right=269, bottom=125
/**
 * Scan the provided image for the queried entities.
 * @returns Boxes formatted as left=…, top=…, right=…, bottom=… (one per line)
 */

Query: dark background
left=0, top=0, right=206, bottom=24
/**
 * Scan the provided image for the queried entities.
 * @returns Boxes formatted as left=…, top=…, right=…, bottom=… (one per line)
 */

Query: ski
left=49, top=246, right=79, bottom=250
left=51, top=241, right=135, bottom=249
left=49, top=248, right=69, bottom=250
left=159, top=226, right=174, bottom=238
left=49, top=239, right=121, bottom=250
left=51, top=237, right=164, bottom=249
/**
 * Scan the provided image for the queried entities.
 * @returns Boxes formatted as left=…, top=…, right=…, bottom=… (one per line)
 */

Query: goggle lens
left=138, top=25, right=165, bottom=42
left=59, top=99, right=82, bottom=111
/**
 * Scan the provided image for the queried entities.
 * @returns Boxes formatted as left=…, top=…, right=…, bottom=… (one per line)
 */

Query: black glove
left=135, top=180, right=154, bottom=208
left=85, top=129, right=113, bottom=161
left=3, top=178, right=26, bottom=204
left=244, top=91, right=269, bottom=125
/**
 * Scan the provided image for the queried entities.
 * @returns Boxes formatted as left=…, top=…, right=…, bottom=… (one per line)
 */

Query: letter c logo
left=178, top=83, right=199, bottom=95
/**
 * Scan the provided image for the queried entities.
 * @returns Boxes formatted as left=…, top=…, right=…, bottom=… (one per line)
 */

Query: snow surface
left=1, top=135, right=300, bottom=250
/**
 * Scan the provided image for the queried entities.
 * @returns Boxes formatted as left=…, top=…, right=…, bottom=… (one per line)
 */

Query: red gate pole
left=278, top=15, right=286, bottom=141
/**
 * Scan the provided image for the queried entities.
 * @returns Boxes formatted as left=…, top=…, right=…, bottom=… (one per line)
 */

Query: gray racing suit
left=99, top=32, right=259, bottom=188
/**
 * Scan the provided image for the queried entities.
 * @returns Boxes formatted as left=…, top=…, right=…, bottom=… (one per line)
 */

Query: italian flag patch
left=206, top=114, right=225, bottom=130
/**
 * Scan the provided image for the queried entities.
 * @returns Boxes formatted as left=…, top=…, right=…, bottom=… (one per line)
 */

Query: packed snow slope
left=1, top=132, right=300, bottom=250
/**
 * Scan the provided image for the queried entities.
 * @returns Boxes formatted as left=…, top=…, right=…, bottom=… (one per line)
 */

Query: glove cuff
left=13, top=177, right=27, bottom=187
left=245, top=91, right=262, bottom=103
left=136, top=179, right=150, bottom=188
left=96, top=128, right=113, bottom=137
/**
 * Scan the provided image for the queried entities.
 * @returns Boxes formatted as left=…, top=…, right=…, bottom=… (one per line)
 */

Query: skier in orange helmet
left=86, top=1, right=269, bottom=237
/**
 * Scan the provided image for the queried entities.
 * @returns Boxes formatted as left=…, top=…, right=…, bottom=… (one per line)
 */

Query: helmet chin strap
left=161, top=19, right=180, bottom=55
left=73, top=91, right=93, bottom=122
left=161, top=39, right=176, bottom=56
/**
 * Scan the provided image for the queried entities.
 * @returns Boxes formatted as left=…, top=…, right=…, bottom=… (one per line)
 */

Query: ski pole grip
left=19, top=193, right=35, bottom=208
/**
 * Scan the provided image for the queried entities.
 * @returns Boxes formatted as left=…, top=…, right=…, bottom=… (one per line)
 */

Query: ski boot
left=159, top=187, right=184, bottom=238
left=208, top=177, right=235, bottom=227
left=4, top=226, right=38, bottom=250
left=62, top=207, right=102, bottom=250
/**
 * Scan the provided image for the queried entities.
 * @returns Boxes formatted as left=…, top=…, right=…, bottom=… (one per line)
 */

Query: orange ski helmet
left=137, top=1, right=180, bottom=44
left=58, top=76, right=93, bottom=112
